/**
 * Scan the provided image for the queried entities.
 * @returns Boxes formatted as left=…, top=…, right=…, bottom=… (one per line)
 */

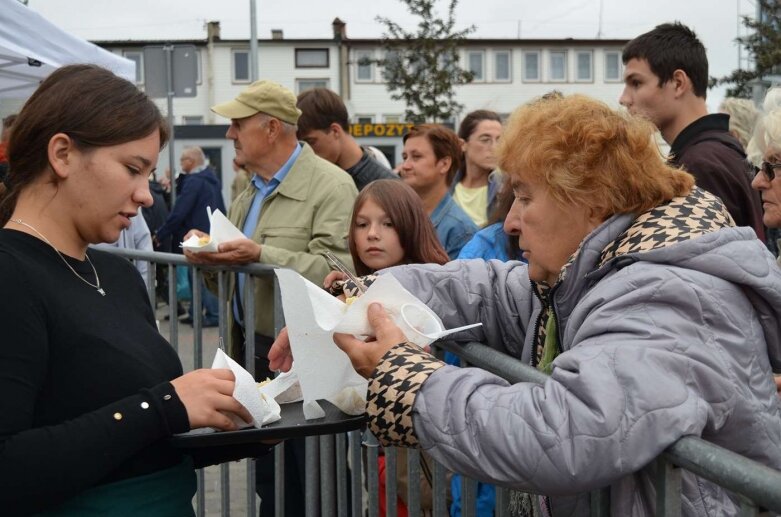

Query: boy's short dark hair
left=296, top=88, right=349, bottom=136
left=622, top=22, right=708, bottom=99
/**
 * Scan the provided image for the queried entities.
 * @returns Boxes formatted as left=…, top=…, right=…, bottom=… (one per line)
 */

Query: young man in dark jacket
left=619, top=22, right=765, bottom=240
left=296, top=87, right=397, bottom=191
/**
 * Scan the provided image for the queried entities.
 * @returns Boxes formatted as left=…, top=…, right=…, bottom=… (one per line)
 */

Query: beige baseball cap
left=211, top=80, right=302, bottom=124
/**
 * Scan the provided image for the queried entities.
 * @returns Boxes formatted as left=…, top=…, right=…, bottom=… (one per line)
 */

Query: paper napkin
left=274, top=269, right=482, bottom=420
left=182, top=207, right=246, bottom=253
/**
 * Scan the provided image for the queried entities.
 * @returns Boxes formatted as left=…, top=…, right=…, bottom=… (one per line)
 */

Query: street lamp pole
left=250, top=0, right=258, bottom=82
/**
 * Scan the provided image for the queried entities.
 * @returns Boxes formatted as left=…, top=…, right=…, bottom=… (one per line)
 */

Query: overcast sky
left=26, top=0, right=758, bottom=110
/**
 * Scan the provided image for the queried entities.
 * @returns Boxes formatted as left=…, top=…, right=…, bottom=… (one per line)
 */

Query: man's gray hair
left=258, top=113, right=298, bottom=137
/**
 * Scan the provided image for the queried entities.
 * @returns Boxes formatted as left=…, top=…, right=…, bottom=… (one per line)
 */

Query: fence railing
left=104, top=247, right=781, bottom=516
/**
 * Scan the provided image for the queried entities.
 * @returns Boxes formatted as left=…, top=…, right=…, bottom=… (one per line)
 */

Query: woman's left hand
left=333, top=303, right=408, bottom=378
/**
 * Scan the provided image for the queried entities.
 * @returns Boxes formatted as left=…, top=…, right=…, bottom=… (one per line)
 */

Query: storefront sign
left=349, top=123, right=414, bottom=138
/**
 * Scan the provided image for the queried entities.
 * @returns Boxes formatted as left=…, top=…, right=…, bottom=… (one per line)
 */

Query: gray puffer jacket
left=366, top=188, right=781, bottom=516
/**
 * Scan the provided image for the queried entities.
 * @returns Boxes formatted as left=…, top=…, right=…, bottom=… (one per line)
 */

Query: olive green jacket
left=212, top=143, right=357, bottom=355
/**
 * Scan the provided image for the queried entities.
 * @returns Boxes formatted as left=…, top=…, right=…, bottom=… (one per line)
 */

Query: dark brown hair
left=348, top=179, right=448, bottom=275
left=458, top=109, right=501, bottom=141
left=0, top=64, right=169, bottom=225
left=296, top=88, right=349, bottom=137
left=403, top=124, right=462, bottom=185
left=622, top=22, right=708, bottom=99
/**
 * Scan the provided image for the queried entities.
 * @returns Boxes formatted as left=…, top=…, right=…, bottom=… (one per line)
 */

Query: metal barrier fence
left=106, top=247, right=781, bottom=517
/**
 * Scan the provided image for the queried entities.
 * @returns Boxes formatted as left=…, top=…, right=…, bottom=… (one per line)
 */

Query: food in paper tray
left=345, top=296, right=358, bottom=306
left=198, top=236, right=211, bottom=246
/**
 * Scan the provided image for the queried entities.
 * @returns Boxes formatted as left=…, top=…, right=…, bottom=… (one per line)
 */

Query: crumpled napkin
left=275, top=269, right=481, bottom=420
left=211, top=348, right=281, bottom=428
left=182, top=207, right=245, bottom=253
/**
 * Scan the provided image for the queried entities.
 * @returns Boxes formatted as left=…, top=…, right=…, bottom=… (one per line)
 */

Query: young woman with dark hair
left=0, top=64, right=257, bottom=515
left=450, top=110, right=503, bottom=227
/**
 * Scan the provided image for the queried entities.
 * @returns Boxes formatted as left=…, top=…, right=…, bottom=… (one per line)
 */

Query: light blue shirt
left=235, top=144, right=302, bottom=325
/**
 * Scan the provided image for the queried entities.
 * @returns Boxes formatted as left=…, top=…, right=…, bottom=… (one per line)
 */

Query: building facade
left=94, top=20, right=628, bottom=197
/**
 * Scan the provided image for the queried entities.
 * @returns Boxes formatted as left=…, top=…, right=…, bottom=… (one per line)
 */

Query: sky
left=25, top=0, right=759, bottom=110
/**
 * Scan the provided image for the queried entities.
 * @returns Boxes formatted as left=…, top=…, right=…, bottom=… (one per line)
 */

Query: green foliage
left=374, top=0, right=475, bottom=123
left=713, top=0, right=781, bottom=98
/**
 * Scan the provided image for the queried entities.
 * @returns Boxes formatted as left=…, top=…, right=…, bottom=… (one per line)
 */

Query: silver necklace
left=10, top=218, right=106, bottom=296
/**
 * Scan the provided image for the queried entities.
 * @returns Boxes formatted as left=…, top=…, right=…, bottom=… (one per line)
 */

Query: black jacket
left=155, top=167, right=226, bottom=249
left=670, top=114, right=765, bottom=241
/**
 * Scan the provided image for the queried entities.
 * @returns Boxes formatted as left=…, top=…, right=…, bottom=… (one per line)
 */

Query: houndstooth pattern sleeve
left=367, top=342, right=445, bottom=447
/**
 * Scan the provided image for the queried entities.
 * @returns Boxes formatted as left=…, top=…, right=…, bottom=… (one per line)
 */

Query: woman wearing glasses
left=750, top=100, right=781, bottom=232
left=749, top=104, right=781, bottom=395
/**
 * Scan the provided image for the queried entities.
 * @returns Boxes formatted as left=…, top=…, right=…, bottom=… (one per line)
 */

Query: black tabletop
left=170, top=400, right=367, bottom=447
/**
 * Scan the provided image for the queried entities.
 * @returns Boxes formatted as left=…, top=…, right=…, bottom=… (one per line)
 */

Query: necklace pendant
left=97, top=288, right=106, bottom=296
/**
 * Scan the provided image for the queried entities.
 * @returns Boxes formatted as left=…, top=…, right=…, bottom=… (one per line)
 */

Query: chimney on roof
left=271, top=29, right=283, bottom=40
left=206, top=20, right=221, bottom=42
left=332, top=17, right=346, bottom=41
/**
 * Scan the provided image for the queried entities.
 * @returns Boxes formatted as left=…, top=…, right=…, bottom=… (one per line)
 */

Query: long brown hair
left=348, top=179, right=448, bottom=275
left=0, top=64, right=169, bottom=225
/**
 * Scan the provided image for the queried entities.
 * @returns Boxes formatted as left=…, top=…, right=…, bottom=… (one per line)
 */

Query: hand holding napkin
left=211, top=349, right=281, bottom=429
left=182, top=207, right=246, bottom=253
left=275, top=269, right=481, bottom=420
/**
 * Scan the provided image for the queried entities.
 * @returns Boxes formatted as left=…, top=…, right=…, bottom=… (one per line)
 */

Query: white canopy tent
left=0, top=0, right=135, bottom=99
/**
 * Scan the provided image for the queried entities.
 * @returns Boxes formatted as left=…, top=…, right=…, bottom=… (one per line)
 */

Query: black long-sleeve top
left=0, top=229, right=194, bottom=514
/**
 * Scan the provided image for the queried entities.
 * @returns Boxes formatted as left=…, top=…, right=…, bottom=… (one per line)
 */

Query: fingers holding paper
left=171, top=368, right=253, bottom=431
left=185, top=237, right=261, bottom=265
left=333, top=303, right=408, bottom=378
left=268, top=327, right=294, bottom=373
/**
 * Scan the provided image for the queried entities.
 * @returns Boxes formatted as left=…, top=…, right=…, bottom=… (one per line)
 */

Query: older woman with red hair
left=272, top=94, right=781, bottom=516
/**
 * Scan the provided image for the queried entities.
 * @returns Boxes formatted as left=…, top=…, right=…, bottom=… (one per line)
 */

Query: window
left=604, top=51, right=622, bottom=82
left=123, top=51, right=143, bottom=84
left=575, top=51, right=593, bottom=82
left=232, top=49, right=250, bottom=83
left=549, top=51, right=567, bottom=82
left=355, top=50, right=374, bottom=82
left=467, top=50, right=485, bottom=81
left=182, top=116, right=204, bottom=125
left=382, top=50, right=401, bottom=82
left=295, top=48, right=329, bottom=68
left=356, top=115, right=374, bottom=124
left=494, top=50, right=511, bottom=82
left=384, top=114, right=403, bottom=123
left=522, top=51, right=540, bottom=82
left=438, top=51, right=457, bottom=72
left=295, top=78, right=329, bottom=94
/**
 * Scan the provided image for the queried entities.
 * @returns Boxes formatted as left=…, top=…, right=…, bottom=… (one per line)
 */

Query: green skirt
left=35, top=457, right=196, bottom=517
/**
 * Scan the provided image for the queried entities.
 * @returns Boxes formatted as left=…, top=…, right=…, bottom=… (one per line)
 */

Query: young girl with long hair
left=324, top=179, right=449, bottom=517
left=325, top=178, right=449, bottom=292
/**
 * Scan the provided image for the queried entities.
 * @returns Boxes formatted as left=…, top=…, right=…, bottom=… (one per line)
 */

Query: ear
left=47, top=132, right=77, bottom=179
left=670, top=69, right=691, bottom=98
left=437, top=156, right=452, bottom=177
left=586, top=204, right=608, bottom=228
left=329, top=123, right=343, bottom=138
left=459, top=137, right=467, bottom=153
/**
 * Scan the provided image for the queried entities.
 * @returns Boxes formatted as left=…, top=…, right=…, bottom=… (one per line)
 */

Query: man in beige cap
left=186, top=79, right=357, bottom=515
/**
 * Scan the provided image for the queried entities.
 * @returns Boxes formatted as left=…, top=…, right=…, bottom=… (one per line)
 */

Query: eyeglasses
left=758, top=161, right=781, bottom=182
